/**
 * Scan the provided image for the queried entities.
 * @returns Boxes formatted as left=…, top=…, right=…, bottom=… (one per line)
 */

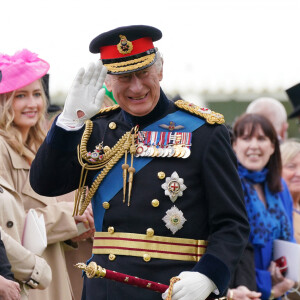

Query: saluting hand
left=57, top=60, right=107, bottom=130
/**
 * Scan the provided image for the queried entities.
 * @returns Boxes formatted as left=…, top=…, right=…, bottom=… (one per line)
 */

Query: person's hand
left=0, top=275, right=21, bottom=300
left=72, top=204, right=95, bottom=242
left=269, top=261, right=284, bottom=285
left=71, top=227, right=95, bottom=242
left=74, top=204, right=94, bottom=228
left=272, top=278, right=295, bottom=298
left=268, top=260, right=295, bottom=298
left=228, top=286, right=261, bottom=300
left=162, top=271, right=216, bottom=300
left=57, top=60, right=107, bottom=130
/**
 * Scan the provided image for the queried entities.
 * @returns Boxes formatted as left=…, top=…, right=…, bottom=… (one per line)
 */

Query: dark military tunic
left=0, top=232, right=14, bottom=280
left=30, top=90, right=249, bottom=300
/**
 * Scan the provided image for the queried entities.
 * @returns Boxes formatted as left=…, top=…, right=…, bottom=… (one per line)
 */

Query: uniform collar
left=121, top=88, right=170, bottom=128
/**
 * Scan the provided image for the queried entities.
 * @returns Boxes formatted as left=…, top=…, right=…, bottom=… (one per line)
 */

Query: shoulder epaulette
left=174, top=100, right=225, bottom=125
left=92, top=104, right=120, bottom=119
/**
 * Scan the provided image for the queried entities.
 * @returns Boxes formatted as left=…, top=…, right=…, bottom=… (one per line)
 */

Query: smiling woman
left=231, top=113, right=295, bottom=300
left=12, top=81, right=45, bottom=142
left=0, top=49, right=95, bottom=300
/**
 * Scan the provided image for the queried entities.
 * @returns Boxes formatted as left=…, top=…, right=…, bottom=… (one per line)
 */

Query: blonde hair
left=280, top=138, right=300, bottom=166
left=0, top=79, right=47, bottom=163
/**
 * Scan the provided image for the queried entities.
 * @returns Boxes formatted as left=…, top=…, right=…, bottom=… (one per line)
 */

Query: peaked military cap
left=286, top=83, right=300, bottom=118
left=89, top=25, right=162, bottom=75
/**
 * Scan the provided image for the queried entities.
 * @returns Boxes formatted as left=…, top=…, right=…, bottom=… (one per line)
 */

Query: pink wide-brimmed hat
left=0, top=49, right=50, bottom=94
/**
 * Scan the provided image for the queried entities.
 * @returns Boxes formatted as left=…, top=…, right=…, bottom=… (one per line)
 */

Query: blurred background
left=2, top=0, right=300, bottom=136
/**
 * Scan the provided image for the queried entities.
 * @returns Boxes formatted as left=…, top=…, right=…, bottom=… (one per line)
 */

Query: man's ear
left=105, top=78, right=112, bottom=92
left=281, top=122, right=289, bottom=140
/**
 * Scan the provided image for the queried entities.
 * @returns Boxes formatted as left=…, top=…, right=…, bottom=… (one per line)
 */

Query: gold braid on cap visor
left=104, top=53, right=155, bottom=73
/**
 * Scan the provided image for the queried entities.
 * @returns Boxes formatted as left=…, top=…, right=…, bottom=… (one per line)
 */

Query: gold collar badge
left=117, top=35, right=133, bottom=55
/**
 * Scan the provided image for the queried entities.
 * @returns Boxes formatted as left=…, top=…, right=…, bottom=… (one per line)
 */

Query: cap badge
left=117, top=35, right=133, bottom=55
left=162, top=205, right=187, bottom=234
left=161, top=171, right=187, bottom=202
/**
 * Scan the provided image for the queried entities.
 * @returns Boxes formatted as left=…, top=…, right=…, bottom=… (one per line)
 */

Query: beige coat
left=0, top=177, right=52, bottom=300
left=0, top=137, right=79, bottom=300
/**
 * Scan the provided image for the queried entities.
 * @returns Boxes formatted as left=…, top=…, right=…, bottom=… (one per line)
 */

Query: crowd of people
left=0, top=24, right=300, bottom=300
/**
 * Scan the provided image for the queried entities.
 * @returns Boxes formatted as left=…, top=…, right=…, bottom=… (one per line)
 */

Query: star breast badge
left=162, top=206, right=187, bottom=234
left=161, top=171, right=187, bottom=202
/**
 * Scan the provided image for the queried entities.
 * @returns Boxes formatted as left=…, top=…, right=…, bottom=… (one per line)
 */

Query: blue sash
left=92, top=110, right=205, bottom=231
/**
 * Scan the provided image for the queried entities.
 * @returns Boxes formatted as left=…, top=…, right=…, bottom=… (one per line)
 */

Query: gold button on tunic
left=109, top=254, right=116, bottom=261
left=102, top=202, right=110, bottom=209
left=146, top=228, right=154, bottom=237
left=109, top=122, right=117, bottom=130
left=143, top=254, right=151, bottom=262
left=157, top=172, right=166, bottom=180
left=151, top=199, right=160, bottom=207
left=108, top=226, right=115, bottom=234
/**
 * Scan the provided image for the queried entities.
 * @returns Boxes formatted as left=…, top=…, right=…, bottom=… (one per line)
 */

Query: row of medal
left=134, top=131, right=192, bottom=159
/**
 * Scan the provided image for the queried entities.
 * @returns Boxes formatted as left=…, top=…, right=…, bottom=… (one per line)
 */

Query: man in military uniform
left=30, top=25, right=249, bottom=300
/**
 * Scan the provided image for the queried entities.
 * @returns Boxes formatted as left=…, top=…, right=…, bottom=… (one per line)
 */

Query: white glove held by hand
left=57, top=60, right=108, bottom=131
left=162, top=271, right=217, bottom=300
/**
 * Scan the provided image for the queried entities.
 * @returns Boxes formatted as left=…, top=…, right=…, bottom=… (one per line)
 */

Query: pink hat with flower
left=0, top=49, right=50, bottom=94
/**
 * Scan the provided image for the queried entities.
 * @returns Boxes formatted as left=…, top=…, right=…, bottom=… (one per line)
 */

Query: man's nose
left=129, top=75, right=143, bottom=92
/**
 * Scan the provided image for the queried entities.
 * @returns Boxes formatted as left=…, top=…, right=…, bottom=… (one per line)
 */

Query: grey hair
left=246, top=97, right=287, bottom=134
left=154, top=50, right=163, bottom=73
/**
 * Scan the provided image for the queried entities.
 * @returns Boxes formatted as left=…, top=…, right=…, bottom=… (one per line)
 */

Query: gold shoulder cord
left=174, top=100, right=225, bottom=125
left=74, top=116, right=138, bottom=216
left=92, top=104, right=120, bottom=119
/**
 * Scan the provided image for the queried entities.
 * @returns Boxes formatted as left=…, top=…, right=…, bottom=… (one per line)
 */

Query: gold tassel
left=73, top=164, right=88, bottom=216
left=127, top=132, right=137, bottom=206
left=79, top=186, right=87, bottom=212
left=122, top=153, right=129, bottom=203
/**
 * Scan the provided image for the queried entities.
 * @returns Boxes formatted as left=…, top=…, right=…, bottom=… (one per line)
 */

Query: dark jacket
left=0, top=232, right=14, bottom=280
left=30, top=90, right=250, bottom=300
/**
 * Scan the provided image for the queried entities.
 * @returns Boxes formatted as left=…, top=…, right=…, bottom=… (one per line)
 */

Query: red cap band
left=100, top=37, right=154, bottom=60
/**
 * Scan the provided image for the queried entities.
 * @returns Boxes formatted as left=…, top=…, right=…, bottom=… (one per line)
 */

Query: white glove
left=162, top=271, right=217, bottom=300
left=57, top=60, right=108, bottom=131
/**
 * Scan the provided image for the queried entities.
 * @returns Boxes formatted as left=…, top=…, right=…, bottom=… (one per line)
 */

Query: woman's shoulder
left=279, top=178, right=291, bottom=197
left=0, top=135, right=11, bottom=156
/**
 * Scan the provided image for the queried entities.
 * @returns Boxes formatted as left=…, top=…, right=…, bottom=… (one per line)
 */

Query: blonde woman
left=0, top=49, right=94, bottom=300
left=281, top=139, right=300, bottom=244
left=0, top=176, right=51, bottom=300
